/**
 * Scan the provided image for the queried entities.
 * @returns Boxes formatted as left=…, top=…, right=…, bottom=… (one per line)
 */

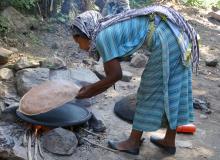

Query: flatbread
left=19, top=80, right=80, bottom=115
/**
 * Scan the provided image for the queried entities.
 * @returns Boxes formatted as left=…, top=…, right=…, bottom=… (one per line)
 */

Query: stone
left=200, top=114, right=208, bottom=119
left=4, top=38, right=18, bottom=47
left=9, top=47, right=18, bottom=53
left=130, top=54, right=148, bottom=68
left=121, top=71, right=133, bottom=82
left=208, top=11, right=220, bottom=21
left=0, top=104, right=18, bottom=122
left=14, top=57, right=40, bottom=70
left=41, top=128, right=78, bottom=155
left=193, top=97, right=212, bottom=114
left=0, top=47, right=13, bottom=65
left=50, top=68, right=99, bottom=84
left=82, top=59, right=97, bottom=66
left=93, top=64, right=105, bottom=80
left=39, top=56, right=66, bottom=70
left=23, top=42, right=29, bottom=48
left=205, top=58, right=218, bottom=67
left=51, top=42, right=59, bottom=49
left=93, top=64, right=133, bottom=82
left=16, top=68, right=50, bottom=96
left=0, top=81, right=18, bottom=102
left=212, top=6, right=219, bottom=12
left=0, top=122, right=27, bottom=160
left=114, top=94, right=137, bottom=123
left=176, top=140, right=193, bottom=149
left=1, top=7, right=29, bottom=33
left=0, top=68, right=14, bottom=80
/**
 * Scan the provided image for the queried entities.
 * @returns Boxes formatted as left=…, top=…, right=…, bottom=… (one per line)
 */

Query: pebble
left=200, top=114, right=208, bottom=119
left=205, top=58, right=218, bottom=67
left=176, top=140, right=193, bottom=149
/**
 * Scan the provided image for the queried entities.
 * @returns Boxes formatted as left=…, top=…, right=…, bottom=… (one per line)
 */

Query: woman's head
left=71, top=10, right=102, bottom=51
left=71, top=26, right=90, bottom=51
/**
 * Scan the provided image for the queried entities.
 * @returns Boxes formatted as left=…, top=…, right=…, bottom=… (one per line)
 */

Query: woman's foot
left=150, top=127, right=176, bottom=154
left=108, top=129, right=143, bottom=155
left=150, top=136, right=176, bottom=154
left=108, top=138, right=144, bottom=155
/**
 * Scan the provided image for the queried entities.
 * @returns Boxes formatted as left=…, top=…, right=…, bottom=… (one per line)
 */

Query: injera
left=19, top=80, right=80, bottom=115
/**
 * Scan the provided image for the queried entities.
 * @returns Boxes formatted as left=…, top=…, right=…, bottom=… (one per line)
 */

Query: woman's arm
left=76, top=58, right=122, bottom=99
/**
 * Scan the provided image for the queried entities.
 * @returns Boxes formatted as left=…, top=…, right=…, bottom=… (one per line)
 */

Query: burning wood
left=24, top=124, right=51, bottom=160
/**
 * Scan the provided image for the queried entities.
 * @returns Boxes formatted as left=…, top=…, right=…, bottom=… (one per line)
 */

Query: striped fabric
left=132, top=21, right=194, bottom=131
left=96, top=16, right=149, bottom=62
left=91, top=5, right=199, bottom=71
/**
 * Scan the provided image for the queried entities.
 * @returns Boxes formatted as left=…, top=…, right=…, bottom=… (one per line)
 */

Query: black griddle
left=16, top=102, right=92, bottom=127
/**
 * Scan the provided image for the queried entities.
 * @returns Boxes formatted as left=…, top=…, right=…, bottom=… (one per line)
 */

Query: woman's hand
left=76, top=59, right=122, bottom=99
left=76, top=85, right=94, bottom=99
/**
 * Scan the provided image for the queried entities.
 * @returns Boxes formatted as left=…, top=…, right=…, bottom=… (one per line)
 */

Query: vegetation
left=0, top=15, right=9, bottom=36
left=129, top=0, right=153, bottom=8
left=10, top=0, right=36, bottom=10
left=185, top=0, right=220, bottom=8
left=0, top=0, right=36, bottom=11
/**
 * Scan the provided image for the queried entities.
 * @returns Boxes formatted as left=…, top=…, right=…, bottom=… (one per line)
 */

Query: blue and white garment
left=96, top=16, right=149, bottom=62
left=91, top=5, right=199, bottom=71
left=95, top=16, right=194, bottom=131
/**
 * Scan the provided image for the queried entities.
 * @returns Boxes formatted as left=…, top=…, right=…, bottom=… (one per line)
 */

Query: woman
left=72, top=5, right=199, bottom=155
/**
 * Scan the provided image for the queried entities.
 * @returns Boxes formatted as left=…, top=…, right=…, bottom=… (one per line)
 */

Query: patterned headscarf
left=71, top=10, right=102, bottom=39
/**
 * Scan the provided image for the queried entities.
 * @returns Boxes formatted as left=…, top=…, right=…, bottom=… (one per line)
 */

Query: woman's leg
left=110, top=129, right=143, bottom=150
left=152, top=126, right=176, bottom=147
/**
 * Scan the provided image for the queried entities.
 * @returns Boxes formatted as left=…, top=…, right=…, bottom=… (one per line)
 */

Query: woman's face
left=73, top=36, right=90, bottom=51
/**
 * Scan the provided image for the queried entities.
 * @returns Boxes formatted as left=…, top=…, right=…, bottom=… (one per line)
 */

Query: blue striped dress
left=96, top=16, right=194, bottom=131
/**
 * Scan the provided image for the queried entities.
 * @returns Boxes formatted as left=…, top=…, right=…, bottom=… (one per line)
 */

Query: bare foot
left=153, top=138, right=175, bottom=147
left=113, top=138, right=141, bottom=150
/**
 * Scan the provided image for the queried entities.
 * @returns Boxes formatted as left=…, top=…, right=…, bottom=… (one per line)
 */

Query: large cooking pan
left=16, top=102, right=92, bottom=127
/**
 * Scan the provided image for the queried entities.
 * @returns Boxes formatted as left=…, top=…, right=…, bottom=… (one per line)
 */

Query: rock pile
left=0, top=47, right=101, bottom=159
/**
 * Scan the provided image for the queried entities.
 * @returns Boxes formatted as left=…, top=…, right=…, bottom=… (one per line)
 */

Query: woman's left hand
left=76, top=85, right=94, bottom=99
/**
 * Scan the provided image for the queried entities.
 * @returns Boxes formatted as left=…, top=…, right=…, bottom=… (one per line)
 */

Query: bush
left=129, top=0, right=153, bottom=8
left=1, top=0, right=36, bottom=11
left=185, top=0, right=220, bottom=8
left=0, top=15, right=9, bottom=36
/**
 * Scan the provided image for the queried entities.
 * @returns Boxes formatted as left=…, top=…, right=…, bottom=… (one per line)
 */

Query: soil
left=1, top=2, right=220, bottom=160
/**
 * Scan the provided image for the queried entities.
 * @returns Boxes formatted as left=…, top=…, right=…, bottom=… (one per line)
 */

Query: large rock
left=93, top=64, right=105, bottom=79
left=14, top=57, right=39, bottom=70
left=205, top=58, right=218, bottom=67
left=0, top=122, right=27, bottom=160
left=16, top=68, right=50, bottom=96
left=93, top=64, right=133, bottom=82
left=1, top=7, right=29, bottom=32
left=39, top=56, right=66, bottom=70
left=41, top=128, right=78, bottom=155
left=130, top=54, right=148, bottom=68
left=0, top=81, right=18, bottom=102
left=0, top=68, right=14, bottom=80
left=0, top=47, right=13, bottom=65
left=50, top=68, right=99, bottom=84
left=114, top=94, right=136, bottom=123
left=121, top=71, right=133, bottom=82
left=209, top=11, right=220, bottom=21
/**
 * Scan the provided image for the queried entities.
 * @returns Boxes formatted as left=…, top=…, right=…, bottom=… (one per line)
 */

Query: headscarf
left=71, top=10, right=102, bottom=39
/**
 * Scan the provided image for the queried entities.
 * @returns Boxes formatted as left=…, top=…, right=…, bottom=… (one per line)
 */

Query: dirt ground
left=4, top=3, right=220, bottom=160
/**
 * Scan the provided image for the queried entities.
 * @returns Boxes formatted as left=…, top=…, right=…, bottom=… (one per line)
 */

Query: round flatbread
left=19, top=80, right=80, bottom=115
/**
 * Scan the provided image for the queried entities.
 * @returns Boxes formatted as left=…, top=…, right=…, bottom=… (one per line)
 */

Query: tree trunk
left=84, top=0, right=93, bottom=10
left=61, top=0, right=71, bottom=15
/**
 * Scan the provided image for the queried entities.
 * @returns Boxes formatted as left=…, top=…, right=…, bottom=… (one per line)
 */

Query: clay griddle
left=16, top=102, right=92, bottom=127
left=114, top=94, right=136, bottom=123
